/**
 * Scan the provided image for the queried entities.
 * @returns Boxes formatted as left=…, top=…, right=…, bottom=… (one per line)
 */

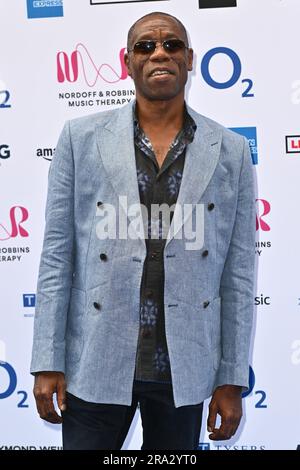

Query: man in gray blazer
left=31, top=12, right=256, bottom=450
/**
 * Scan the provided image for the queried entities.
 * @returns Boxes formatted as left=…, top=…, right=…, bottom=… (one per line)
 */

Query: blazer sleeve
left=30, top=121, right=74, bottom=374
left=214, top=137, right=256, bottom=390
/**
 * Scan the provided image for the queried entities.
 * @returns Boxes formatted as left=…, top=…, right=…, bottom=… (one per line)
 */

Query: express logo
left=27, top=0, right=64, bottom=19
left=0, top=362, right=29, bottom=407
left=57, top=44, right=128, bottom=86
left=0, top=206, right=29, bottom=241
left=201, top=47, right=254, bottom=98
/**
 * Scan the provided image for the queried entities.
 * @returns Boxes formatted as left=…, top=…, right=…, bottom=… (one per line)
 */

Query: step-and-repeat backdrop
left=1, top=0, right=300, bottom=451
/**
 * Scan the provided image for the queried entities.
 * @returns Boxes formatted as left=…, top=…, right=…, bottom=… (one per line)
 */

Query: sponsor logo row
left=26, top=1, right=237, bottom=20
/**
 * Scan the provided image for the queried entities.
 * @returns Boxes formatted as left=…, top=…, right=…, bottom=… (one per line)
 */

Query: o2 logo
left=242, top=366, right=267, bottom=409
left=201, top=47, right=254, bottom=98
left=0, top=362, right=29, bottom=408
left=0, top=90, right=11, bottom=108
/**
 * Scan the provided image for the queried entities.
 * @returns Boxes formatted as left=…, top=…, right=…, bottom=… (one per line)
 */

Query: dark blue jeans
left=62, top=380, right=203, bottom=450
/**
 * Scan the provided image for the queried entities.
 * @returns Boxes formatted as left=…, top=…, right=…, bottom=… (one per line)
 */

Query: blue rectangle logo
left=198, top=442, right=210, bottom=450
left=23, top=294, right=36, bottom=307
left=230, top=127, right=258, bottom=165
left=27, top=0, right=64, bottom=19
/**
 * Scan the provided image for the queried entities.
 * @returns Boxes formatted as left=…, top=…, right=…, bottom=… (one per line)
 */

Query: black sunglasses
left=128, top=39, right=188, bottom=55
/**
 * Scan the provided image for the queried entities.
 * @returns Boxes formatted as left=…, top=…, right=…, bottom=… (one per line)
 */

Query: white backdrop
left=1, top=0, right=300, bottom=451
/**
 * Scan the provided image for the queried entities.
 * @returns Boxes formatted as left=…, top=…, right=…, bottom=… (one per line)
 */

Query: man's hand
left=33, top=371, right=66, bottom=424
left=207, top=384, right=243, bottom=440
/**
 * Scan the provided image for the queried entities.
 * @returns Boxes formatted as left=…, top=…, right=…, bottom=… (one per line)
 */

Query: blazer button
left=97, top=201, right=103, bottom=208
left=93, top=302, right=101, bottom=310
left=202, top=249, right=209, bottom=257
left=100, top=253, right=107, bottom=261
left=203, top=301, right=210, bottom=309
left=208, top=203, right=215, bottom=211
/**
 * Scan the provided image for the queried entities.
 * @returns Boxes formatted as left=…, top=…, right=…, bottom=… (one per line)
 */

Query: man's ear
left=187, top=48, right=194, bottom=72
left=124, top=52, right=132, bottom=78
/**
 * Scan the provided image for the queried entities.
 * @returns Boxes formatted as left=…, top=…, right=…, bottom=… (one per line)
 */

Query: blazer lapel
left=96, top=102, right=146, bottom=247
left=165, top=109, right=222, bottom=247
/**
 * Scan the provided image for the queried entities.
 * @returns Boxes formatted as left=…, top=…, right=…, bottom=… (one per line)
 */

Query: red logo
left=0, top=206, right=29, bottom=241
left=256, top=199, right=270, bottom=232
left=286, top=135, right=300, bottom=154
left=57, top=44, right=128, bottom=86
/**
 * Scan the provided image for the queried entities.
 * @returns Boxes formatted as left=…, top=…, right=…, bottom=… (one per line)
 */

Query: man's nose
left=149, top=43, right=170, bottom=60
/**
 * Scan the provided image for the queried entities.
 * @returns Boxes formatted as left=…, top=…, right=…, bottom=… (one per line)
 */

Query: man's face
left=125, top=16, right=193, bottom=102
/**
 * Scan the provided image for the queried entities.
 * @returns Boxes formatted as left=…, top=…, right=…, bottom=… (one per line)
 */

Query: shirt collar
left=133, top=102, right=197, bottom=148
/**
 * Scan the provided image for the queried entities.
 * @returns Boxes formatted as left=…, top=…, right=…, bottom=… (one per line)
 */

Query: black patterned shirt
left=133, top=105, right=197, bottom=383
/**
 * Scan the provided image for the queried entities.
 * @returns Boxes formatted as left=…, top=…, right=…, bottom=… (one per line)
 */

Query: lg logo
left=0, top=144, right=10, bottom=159
left=201, top=47, right=254, bottom=98
left=0, top=362, right=28, bottom=407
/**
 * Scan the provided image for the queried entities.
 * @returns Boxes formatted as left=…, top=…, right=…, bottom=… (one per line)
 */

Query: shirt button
left=150, top=251, right=159, bottom=260
left=146, top=289, right=154, bottom=298
left=203, top=301, right=210, bottom=309
left=97, top=201, right=103, bottom=208
left=93, top=302, right=101, bottom=310
left=142, top=329, right=151, bottom=339
left=202, top=249, right=209, bottom=257
left=100, top=253, right=107, bottom=261
left=208, top=203, right=215, bottom=211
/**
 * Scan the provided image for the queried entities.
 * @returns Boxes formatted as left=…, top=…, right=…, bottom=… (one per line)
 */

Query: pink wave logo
left=0, top=206, right=29, bottom=241
left=256, top=199, right=271, bottom=232
left=57, top=44, right=128, bottom=86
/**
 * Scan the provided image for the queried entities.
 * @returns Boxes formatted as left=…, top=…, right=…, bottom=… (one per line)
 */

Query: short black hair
left=127, top=12, right=189, bottom=50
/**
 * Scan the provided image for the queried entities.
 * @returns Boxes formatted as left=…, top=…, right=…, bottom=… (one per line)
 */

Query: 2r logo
left=0, top=206, right=29, bottom=241
left=201, top=47, right=254, bottom=98
left=256, top=199, right=271, bottom=232
left=0, top=362, right=29, bottom=407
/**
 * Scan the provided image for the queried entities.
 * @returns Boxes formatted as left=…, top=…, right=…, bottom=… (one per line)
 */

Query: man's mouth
left=149, top=69, right=174, bottom=77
